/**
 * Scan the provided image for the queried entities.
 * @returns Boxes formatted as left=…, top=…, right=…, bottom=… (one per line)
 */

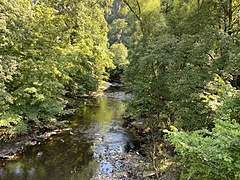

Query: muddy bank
left=0, top=128, right=72, bottom=160
left=0, top=82, right=120, bottom=160
left=0, top=96, right=79, bottom=160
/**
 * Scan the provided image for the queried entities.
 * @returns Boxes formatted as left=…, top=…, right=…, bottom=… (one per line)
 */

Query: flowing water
left=0, top=88, right=132, bottom=180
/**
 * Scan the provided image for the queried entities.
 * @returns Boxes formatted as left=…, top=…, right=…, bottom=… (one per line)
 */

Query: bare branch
left=122, top=0, right=146, bottom=34
left=122, top=0, right=141, bottom=21
left=232, top=3, right=240, bottom=12
left=136, top=0, right=141, bottom=19
left=207, top=53, right=215, bottom=61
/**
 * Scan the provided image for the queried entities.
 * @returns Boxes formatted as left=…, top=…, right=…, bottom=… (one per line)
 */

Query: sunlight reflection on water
left=1, top=89, right=130, bottom=180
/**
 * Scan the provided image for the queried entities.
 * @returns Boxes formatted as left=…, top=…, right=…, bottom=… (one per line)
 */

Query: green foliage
left=108, top=19, right=129, bottom=45
left=0, top=0, right=113, bottom=139
left=124, top=0, right=240, bottom=130
left=166, top=119, right=240, bottom=180
left=123, top=1, right=240, bottom=178
left=217, top=91, right=240, bottom=123
left=110, top=43, right=128, bottom=66
left=0, top=113, right=27, bottom=140
left=109, top=43, right=128, bottom=80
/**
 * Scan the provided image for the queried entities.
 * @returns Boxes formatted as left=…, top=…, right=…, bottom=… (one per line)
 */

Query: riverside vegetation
left=0, top=0, right=119, bottom=139
left=1, top=0, right=240, bottom=179
left=123, top=0, right=240, bottom=179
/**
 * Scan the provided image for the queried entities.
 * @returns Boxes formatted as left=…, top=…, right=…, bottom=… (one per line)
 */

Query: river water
left=0, top=88, right=132, bottom=180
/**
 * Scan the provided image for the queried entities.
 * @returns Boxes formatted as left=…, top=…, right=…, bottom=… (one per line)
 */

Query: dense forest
left=1, top=0, right=240, bottom=179
left=122, top=0, right=240, bottom=179
left=0, top=0, right=115, bottom=138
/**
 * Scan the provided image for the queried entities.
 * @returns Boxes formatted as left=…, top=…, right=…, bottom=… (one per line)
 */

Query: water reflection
left=0, top=96, right=128, bottom=180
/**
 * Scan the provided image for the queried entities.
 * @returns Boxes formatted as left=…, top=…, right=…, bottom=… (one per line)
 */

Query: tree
left=109, top=43, right=128, bottom=80
left=108, top=19, right=129, bottom=45
left=124, top=0, right=240, bottom=177
left=125, top=0, right=240, bottom=130
left=0, top=0, right=114, bottom=139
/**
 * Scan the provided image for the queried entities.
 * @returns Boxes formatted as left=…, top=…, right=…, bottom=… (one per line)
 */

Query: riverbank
left=0, top=87, right=179, bottom=180
left=0, top=83, right=117, bottom=160
left=0, top=86, right=149, bottom=179
left=0, top=127, right=73, bottom=160
left=125, top=117, right=179, bottom=180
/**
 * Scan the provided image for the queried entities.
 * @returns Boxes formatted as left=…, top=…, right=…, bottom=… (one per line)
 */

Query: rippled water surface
left=0, top=89, right=130, bottom=180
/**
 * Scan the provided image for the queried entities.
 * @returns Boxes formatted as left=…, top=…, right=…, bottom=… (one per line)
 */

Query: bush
left=166, top=119, right=240, bottom=180
left=0, top=113, right=27, bottom=140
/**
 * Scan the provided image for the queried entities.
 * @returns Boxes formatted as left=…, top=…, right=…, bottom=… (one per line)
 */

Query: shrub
left=166, top=119, right=240, bottom=180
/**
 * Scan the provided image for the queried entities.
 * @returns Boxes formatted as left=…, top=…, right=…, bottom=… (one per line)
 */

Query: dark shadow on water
left=0, top=95, right=130, bottom=180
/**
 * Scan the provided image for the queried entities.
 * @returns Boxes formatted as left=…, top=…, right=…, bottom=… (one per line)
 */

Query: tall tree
left=0, top=0, right=114, bottom=139
left=125, top=0, right=240, bottom=130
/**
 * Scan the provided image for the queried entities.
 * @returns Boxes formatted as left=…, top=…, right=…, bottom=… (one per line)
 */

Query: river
left=0, top=87, right=133, bottom=180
